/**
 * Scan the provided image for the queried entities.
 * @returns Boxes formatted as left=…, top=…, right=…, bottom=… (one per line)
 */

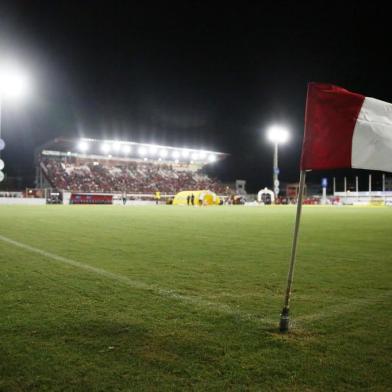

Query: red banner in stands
left=70, top=194, right=113, bottom=204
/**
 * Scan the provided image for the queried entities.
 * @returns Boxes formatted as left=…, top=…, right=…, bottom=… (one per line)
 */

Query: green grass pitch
left=0, top=205, right=391, bottom=391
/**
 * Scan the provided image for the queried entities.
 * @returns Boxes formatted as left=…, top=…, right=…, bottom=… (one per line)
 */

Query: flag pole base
left=279, top=307, right=290, bottom=333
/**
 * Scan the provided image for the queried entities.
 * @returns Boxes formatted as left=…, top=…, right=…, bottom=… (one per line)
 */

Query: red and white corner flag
left=280, top=82, right=392, bottom=332
left=301, top=83, right=392, bottom=173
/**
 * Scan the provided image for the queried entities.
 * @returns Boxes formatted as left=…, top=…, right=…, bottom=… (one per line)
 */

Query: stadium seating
left=40, top=156, right=227, bottom=194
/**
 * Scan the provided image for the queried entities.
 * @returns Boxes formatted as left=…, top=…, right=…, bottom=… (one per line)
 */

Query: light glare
left=149, top=145, right=158, bottom=155
left=0, top=61, right=31, bottom=100
left=101, top=143, right=111, bottom=153
left=78, top=140, right=89, bottom=152
left=138, top=146, right=147, bottom=156
left=159, top=149, right=168, bottom=158
left=122, top=145, right=131, bottom=154
left=112, top=142, right=121, bottom=152
left=267, top=125, right=290, bottom=144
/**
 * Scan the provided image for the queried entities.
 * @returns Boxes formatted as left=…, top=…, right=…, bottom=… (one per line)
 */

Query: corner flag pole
left=279, top=169, right=307, bottom=332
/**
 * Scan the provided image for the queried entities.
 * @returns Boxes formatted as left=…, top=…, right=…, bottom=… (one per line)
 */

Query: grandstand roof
left=38, top=137, right=228, bottom=166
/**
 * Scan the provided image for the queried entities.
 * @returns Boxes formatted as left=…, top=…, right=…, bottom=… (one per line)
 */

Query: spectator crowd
left=40, top=156, right=228, bottom=194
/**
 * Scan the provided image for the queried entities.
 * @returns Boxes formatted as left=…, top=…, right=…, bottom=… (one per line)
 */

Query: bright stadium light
left=159, top=149, right=168, bottom=158
left=138, top=146, right=147, bottom=156
left=0, top=60, right=31, bottom=101
left=122, top=144, right=131, bottom=154
left=208, top=154, right=216, bottom=163
left=181, top=150, right=190, bottom=158
left=199, top=151, right=207, bottom=159
left=0, top=59, right=32, bottom=178
left=149, top=145, right=158, bottom=155
left=191, top=152, right=199, bottom=160
left=172, top=150, right=180, bottom=159
left=112, top=142, right=121, bottom=152
left=101, top=143, right=111, bottom=153
left=78, top=140, right=89, bottom=152
left=267, top=125, right=290, bottom=144
left=266, top=125, right=290, bottom=200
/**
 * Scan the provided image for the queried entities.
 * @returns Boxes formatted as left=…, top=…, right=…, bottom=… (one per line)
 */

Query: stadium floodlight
left=159, top=149, right=168, bottom=158
left=122, top=144, right=131, bottom=154
left=112, top=142, right=121, bottom=152
left=181, top=150, right=190, bottom=158
left=101, top=143, right=111, bottom=153
left=208, top=154, right=216, bottom=163
left=266, top=125, right=290, bottom=200
left=67, top=151, right=71, bottom=156
left=148, top=145, right=158, bottom=155
left=0, top=59, right=31, bottom=172
left=77, top=140, right=89, bottom=152
left=0, top=60, right=31, bottom=101
left=138, top=146, right=147, bottom=156
left=191, top=152, right=199, bottom=160
left=172, top=150, right=180, bottom=159
left=199, top=151, right=207, bottom=159
left=267, top=125, right=289, bottom=144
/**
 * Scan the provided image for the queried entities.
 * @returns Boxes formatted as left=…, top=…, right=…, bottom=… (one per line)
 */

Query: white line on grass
left=2, top=233, right=390, bottom=330
left=0, top=234, right=273, bottom=325
left=295, top=291, right=392, bottom=324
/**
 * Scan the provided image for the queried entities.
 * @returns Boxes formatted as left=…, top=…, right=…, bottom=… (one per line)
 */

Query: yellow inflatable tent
left=173, top=190, right=220, bottom=206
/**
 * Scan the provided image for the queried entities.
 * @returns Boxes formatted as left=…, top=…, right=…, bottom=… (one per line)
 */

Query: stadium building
left=35, top=137, right=230, bottom=204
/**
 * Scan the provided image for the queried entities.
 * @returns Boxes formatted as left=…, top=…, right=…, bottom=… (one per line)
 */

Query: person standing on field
left=198, top=194, right=203, bottom=207
left=155, top=191, right=161, bottom=205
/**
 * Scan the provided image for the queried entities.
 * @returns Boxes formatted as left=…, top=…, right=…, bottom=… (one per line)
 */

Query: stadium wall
left=334, top=191, right=392, bottom=205
left=0, top=198, right=46, bottom=205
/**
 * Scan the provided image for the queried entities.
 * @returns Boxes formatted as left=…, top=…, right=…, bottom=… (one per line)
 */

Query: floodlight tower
left=0, top=60, right=31, bottom=182
left=266, top=125, right=289, bottom=201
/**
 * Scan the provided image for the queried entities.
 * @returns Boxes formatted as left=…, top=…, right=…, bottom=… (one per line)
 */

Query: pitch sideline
left=1, top=233, right=389, bottom=329
left=0, top=233, right=273, bottom=325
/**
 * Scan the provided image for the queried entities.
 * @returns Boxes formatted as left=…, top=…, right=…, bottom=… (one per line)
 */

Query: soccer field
left=0, top=205, right=391, bottom=391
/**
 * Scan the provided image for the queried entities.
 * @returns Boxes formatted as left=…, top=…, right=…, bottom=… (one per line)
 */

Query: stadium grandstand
left=35, top=138, right=230, bottom=202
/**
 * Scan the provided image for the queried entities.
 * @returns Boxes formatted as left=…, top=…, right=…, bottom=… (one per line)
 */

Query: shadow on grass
left=1, top=312, right=320, bottom=391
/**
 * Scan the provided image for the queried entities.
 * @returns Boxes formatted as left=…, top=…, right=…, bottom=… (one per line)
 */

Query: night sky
left=0, top=1, right=390, bottom=192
